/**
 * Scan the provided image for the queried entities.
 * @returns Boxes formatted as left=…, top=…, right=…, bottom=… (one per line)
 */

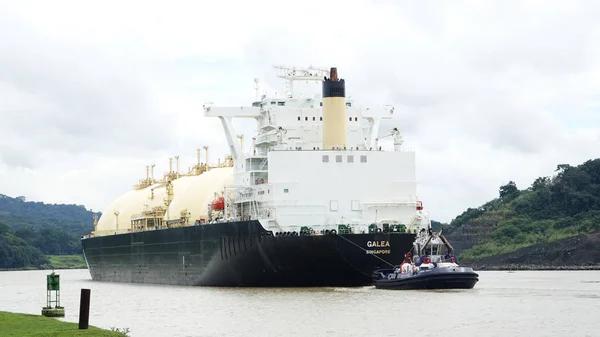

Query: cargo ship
left=81, top=66, right=431, bottom=286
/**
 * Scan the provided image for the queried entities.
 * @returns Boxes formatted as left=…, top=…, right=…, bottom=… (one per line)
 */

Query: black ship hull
left=81, top=220, right=415, bottom=287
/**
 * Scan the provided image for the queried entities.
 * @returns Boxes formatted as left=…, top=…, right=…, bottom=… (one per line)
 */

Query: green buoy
left=41, top=271, right=65, bottom=317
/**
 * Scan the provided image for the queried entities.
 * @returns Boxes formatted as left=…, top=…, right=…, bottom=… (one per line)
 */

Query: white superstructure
left=204, top=66, right=429, bottom=234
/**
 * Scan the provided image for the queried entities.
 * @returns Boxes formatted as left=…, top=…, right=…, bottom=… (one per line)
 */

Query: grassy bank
left=0, top=311, right=125, bottom=336
left=47, top=255, right=87, bottom=269
left=0, top=255, right=87, bottom=271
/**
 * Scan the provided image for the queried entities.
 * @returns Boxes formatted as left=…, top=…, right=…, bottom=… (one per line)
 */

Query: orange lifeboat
left=211, top=196, right=225, bottom=211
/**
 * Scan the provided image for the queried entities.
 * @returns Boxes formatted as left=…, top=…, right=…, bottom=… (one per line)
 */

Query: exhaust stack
left=322, top=67, right=347, bottom=150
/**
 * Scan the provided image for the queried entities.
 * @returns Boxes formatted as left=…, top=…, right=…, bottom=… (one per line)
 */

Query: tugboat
left=372, top=221, right=479, bottom=290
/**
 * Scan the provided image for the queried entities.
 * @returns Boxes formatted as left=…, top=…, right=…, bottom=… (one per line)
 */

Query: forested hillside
left=0, top=194, right=97, bottom=269
left=0, top=194, right=98, bottom=236
left=0, top=223, right=48, bottom=269
left=446, top=159, right=600, bottom=268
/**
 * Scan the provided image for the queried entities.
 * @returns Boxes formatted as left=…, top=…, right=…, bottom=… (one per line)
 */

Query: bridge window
left=347, top=155, right=354, bottom=163
left=277, top=101, right=285, bottom=106
left=322, top=155, right=329, bottom=162
left=360, top=155, right=367, bottom=163
left=336, top=155, right=342, bottom=163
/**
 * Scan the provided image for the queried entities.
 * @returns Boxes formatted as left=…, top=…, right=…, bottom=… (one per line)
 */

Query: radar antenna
left=273, top=65, right=329, bottom=98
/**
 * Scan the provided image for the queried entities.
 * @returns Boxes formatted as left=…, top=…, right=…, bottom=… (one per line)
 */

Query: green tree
left=499, top=181, right=519, bottom=201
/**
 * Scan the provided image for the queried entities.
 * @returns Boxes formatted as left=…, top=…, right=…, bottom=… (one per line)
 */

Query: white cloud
left=1, top=0, right=600, bottom=222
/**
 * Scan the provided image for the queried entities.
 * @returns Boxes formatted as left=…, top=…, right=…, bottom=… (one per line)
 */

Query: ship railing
left=257, top=208, right=276, bottom=220
left=255, top=133, right=279, bottom=145
left=90, top=228, right=134, bottom=236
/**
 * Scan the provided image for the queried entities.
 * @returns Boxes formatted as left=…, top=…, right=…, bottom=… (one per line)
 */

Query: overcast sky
left=1, top=0, right=599, bottom=222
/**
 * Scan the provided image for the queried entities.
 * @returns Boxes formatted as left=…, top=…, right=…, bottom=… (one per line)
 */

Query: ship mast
left=273, top=65, right=329, bottom=98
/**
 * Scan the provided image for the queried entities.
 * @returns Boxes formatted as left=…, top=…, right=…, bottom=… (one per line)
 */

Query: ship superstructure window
left=320, top=102, right=323, bottom=106
left=330, top=200, right=339, bottom=211
left=284, top=188, right=289, bottom=193
left=305, top=117, right=308, bottom=121
left=346, top=102, right=352, bottom=107
left=351, top=200, right=360, bottom=211
left=298, top=117, right=300, bottom=121
left=322, top=155, right=329, bottom=162
left=320, top=117, right=322, bottom=121
left=360, top=155, right=367, bottom=163
left=271, top=101, right=276, bottom=105
left=354, top=117, right=358, bottom=121
left=312, top=117, right=315, bottom=121
left=348, top=117, right=352, bottom=122
left=347, top=155, right=354, bottom=163
left=278, top=101, right=285, bottom=106
left=336, top=155, right=342, bottom=163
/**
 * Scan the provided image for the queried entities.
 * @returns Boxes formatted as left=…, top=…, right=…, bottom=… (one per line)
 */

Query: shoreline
left=3, top=265, right=600, bottom=272
left=0, top=267, right=87, bottom=272
left=469, top=264, right=600, bottom=271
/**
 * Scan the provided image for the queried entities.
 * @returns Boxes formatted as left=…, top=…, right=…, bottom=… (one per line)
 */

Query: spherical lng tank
left=95, top=187, right=153, bottom=234
left=95, top=167, right=233, bottom=233
left=166, top=167, right=234, bottom=223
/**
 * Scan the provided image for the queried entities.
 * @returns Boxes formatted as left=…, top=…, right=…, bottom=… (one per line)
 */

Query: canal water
left=1, top=269, right=599, bottom=337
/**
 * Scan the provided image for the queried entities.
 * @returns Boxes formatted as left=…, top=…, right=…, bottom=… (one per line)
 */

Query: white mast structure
left=203, top=66, right=429, bottom=234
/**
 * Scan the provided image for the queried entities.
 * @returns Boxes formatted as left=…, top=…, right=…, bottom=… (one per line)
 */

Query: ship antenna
left=254, top=78, right=260, bottom=101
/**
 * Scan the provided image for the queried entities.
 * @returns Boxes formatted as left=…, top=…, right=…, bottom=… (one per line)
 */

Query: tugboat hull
left=373, top=267, right=479, bottom=290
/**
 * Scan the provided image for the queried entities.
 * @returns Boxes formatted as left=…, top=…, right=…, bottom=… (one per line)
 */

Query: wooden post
left=78, top=288, right=91, bottom=329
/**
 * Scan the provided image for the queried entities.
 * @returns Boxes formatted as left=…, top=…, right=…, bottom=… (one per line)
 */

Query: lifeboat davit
left=211, top=196, right=225, bottom=211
